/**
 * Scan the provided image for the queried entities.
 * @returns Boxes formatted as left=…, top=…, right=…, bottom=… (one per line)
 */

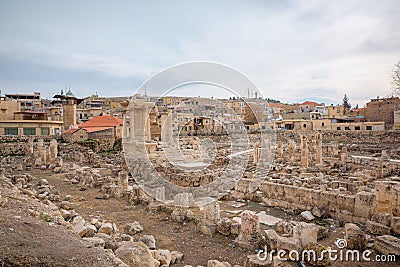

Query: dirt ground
left=1, top=168, right=399, bottom=266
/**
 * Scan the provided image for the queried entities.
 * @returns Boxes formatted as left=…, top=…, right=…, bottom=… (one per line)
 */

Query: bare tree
left=391, top=61, right=400, bottom=97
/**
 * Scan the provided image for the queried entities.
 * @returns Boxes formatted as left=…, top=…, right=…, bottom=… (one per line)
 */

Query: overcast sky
left=0, top=0, right=399, bottom=107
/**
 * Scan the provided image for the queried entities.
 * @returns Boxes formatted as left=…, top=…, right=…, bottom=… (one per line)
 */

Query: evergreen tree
left=342, top=94, right=351, bottom=110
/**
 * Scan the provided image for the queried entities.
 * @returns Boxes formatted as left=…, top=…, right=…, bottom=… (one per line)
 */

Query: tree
left=342, top=94, right=351, bottom=110
left=391, top=61, right=400, bottom=96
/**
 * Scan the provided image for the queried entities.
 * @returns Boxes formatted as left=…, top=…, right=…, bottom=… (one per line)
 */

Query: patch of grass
left=38, top=212, right=53, bottom=223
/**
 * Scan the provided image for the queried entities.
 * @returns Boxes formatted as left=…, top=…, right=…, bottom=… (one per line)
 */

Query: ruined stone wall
left=0, top=136, right=57, bottom=156
left=233, top=178, right=400, bottom=224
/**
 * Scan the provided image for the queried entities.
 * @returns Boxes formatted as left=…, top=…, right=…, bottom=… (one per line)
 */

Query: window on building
left=4, top=127, right=18, bottom=135
left=322, top=122, right=325, bottom=127
left=366, top=126, right=372, bottom=131
left=337, top=127, right=341, bottom=130
left=23, top=127, right=36, bottom=136
left=355, top=126, right=361, bottom=131
left=345, top=126, right=350, bottom=131
left=55, top=128, right=60, bottom=135
left=41, top=127, right=50, bottom=135
left=303, top=124, right=307, bottom=128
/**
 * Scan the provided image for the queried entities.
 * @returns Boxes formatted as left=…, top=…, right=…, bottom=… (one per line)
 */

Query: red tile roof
left=63, top=128, right=80, bottom=135
left=84, top=126, right=114, bottom=133
left=267, top=103, right=286, bottom=108
left=78, top=115, right=123, bottom=129
left=300, top=101, right=321, bottom=106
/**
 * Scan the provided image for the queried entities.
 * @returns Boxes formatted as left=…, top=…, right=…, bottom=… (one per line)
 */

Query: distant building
left=364, top=97, right=400, bottom=130
left=5, top=92, right=42, bottom=110
left=53, top=89, right=82, bottom=131
left=0, top=99, right=62, bottom=136
left=62, top=115, right=123, bottom=142
left=394, top=110, right=400, bottom=130
left=299, top=101, right=320, bottom=112
left=327, top=105, right=347, bottom=119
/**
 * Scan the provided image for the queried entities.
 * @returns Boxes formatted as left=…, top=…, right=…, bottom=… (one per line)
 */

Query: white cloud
left=0, top=0, right=398, bottom=105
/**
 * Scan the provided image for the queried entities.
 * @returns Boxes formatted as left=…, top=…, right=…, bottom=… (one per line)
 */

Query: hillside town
left=1, top=90, right=399, bottom=142
left=0, top=87, right=399, bottom=266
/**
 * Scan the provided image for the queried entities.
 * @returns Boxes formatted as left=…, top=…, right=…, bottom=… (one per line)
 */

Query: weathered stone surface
left=84, top=223, right=97, bottom=237
left=366, top=220, right=391, bottom=235
left=171, top=208, right=192, bottom=223
left=217, top=218, right=231, bottom=236
left=82, top=237, right=105, bottom=248
left=59, top=200, right=73, bottom=210
left=275, top=221, right=294, bottom=235
left=277, top=235, right=302, bottom=252
left=75, top=221, right=87, bottom=238
left=94, top=233, right=118, bottom=250
left=207, top=260, right=231, bottom=267
left=38, top=179, right=49, bottom=186
left=263, top=230, right=279, bottom=251
left=344, top=223, right=365, bottom=250
left=256, top=211, right=281, bottom=226
left=234, top=211, right=263, bottom=250
left=125, top=221, right=143, bottom=235
left=98, top=222, right=113, bottom=235
left=171, top=251, right=184, bottom=264
left=115, top=241, right=155, bottom=267
left=140, top=235, right=156, bottom=250
left=293, top=222, right=317, bottom=247
left=157, top=249, right=171, bottom=266
left=59, top=209, right=71, bottom=219
left=244, top=254, right=272, bottom=267
left=371, top=213, right=391, bottom=226
left=300, top=211, right=315, bottom=221
left=374, top=235, right=400, bottom=256
left=311, top=206, right=324, bottom=218
left=391, top=217, right=400, bottom=234
left=198, top=224, right=217, bottom=236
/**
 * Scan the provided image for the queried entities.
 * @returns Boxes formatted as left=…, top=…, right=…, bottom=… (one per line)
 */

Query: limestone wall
left=234, top=178, right=400, bottom=224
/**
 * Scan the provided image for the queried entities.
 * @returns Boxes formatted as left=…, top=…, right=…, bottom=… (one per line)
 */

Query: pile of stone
left=59, top=203, right=186, bottom=267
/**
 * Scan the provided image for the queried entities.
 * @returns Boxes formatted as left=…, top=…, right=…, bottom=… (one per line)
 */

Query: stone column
left=276, top=142, right=283, bottom=159
left=153, top=187, right=165, bottom=202
left=234, top=210, right=263, bottom=249
left=121, top=101, right=129, bottom=141
left=253, top=141, right=260, bottom=165
left=118, top=171, right=129, bottom=191
left=26, top=138, right=34, bottom=156
left=288, top=140, right=296, bottom=162
left=341, top=146, right=348, bottom=163
left=144, top=102, right=152, bottom=142
left=131, top=99, right=150, bottom=143
left=129, top=109, right=135, bottom=142
left=37, top=139, right=47, bottom=164
left=171, top=193, right=194, bottom=223
left=300, top=135, right=309, bottom=168
left=332, top=142, right=339, bottom=157
left=198, top=199, right=220, bottom=236
left=315, top=132, right=323, bottom=165
left=162, top=109, right=174, bottom=145
left=49, top=139, right=58, bottom=163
